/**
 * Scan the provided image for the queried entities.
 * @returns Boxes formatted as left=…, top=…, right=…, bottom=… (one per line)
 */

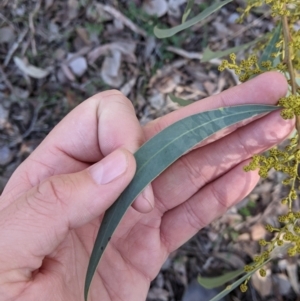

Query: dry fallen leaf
left=45, top=0, right=54, bottom=9
left=273, top=274, right=291, bottom=296
left=157, top=74, right=181, bottom=94
left=148, top=92, right=165, bottom=110
left=86, top=3, right=113, bottom=22
left=251, top=223, right=266, bottom=241
left=13, top=56, right=49, bottom=79
left=68, top=0, right=79, bottom=19
left=147, top=287, right=169, bottom=301
left=88, top=42, right=136, bottom=64
left=101, top=49, right=124, bottom=87
left=252, top=269, right=272, bottom=297
left=76, top=27, right=91, bottom=45
left=286, top=262, right=300, bottom=294
left=120, top=77, right=137, bottom=96
left=0, top=26, right=15, bottom=44
left=168, top=0, right=186, bottom=18
left=203, top=80, right=216, bottom=95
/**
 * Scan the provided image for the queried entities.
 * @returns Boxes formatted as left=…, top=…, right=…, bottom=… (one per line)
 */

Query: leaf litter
left=0, top=1, right=298, bottom=300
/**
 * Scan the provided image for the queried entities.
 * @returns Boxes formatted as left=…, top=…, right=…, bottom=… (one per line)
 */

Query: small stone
left=273, top=274, right=291, bottom=295
left=182, top=279, right=225, bottom=301
left=142, top=0, right=168, bottom=17
left=0, top=104, right=9, bottom=129
left=238, top=233, right=250, bottom=241
left=67, top=54, right=88, bottom=77
left=228, top=13, right=240, bottom=24
left=251, top=223, right=266, bottom=240
left=0, top=145, right=13, bottom=166
left=148, top=93, right=165, bottom=110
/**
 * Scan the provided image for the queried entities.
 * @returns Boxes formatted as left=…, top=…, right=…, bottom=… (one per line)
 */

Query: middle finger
left=150, top=110, right=293, bottom=214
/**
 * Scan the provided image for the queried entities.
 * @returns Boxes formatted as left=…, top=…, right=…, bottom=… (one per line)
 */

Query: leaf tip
left=153, top=26, right=162, bottom=38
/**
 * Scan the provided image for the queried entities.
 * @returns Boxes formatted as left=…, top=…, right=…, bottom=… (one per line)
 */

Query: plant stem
left=282, top=14, right=299, bottom=147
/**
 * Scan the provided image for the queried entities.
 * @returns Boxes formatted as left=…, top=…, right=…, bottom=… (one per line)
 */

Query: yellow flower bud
left=259, top=269, right=266, bottom=277
left=240, top=283, right=248, bottom=293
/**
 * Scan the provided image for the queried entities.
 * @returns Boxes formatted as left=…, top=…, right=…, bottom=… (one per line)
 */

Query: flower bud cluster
left=218, top=49, right=286, bottom=82
left=220, top=0, right=300, bottom=294
left=218, top=54, right=263, bottom=82
left=241, top=138, right=300, bottom=292
left=278, top=95, right=300, bottom=119
left=237, top=0, right=300, bottom=22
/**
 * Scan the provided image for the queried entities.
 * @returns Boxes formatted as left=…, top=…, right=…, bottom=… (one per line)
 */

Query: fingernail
left=89, top=150, right=128, bottom=184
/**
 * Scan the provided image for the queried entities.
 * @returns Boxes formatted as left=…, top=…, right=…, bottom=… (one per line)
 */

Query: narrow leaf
left=13, top=56, right=49, bottom=79
left=169, top=94, right=193, bottom=106
left=202, top=38, right=262, bottom=62
left=198, top=268, right=244, bottom=289
left=154, top=0, right=232, bottom=39
left=259, top=23, right=282, bottom=69
left=208, top=258, right=272, bottom=301
left=182, top=0, right=194, bottom=23
left=84, top=104, right=278, bottom=300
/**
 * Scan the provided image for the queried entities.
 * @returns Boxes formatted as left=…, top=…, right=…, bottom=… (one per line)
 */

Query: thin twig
left=0, top=0, right=9, bottom=9
left=21, top=103, right=42, bottom=139
left=0, top=65, right=14, bottom=93
left=166, top=46, right=240, bottom=85
left=282, top=15, right=297, bottom=94
left=0, top=12, right=16, bottom=30
left=282, top=14, right=299, bottom=148
left=4, top=28, right=28, bottom=67
left=103, top=5, right=147, bottom=37
left=63, top=46, right=92, bottom=65
left=29, top=0, right=41, bottom=56
left=225, top=11, right=270, bottom=43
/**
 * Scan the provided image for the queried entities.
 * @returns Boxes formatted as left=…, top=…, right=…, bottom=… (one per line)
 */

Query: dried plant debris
left=0, top=1, right=296, bottom=300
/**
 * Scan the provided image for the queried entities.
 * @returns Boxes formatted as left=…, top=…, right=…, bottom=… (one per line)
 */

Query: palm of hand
left=0, top=74, right=291, bottom=301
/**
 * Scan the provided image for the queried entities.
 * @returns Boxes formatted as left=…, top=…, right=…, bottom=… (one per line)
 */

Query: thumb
left=0, top=149, right=135, bottom=280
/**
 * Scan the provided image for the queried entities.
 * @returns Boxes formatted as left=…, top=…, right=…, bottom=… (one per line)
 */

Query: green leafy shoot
left=154, top=0, right=232, bottom=39
left=169, top=94, right=193, bottom=106
left=84, top=104, right=278, bottom=301
left=182, top=0, right=194, bottom=23
left=208, top=258, right=272, bottom=301
left=198, top=268, right=244, bottom=289
left=202, top=38, right=263, bottom=62
left=259, top=23, right=282, bottom=69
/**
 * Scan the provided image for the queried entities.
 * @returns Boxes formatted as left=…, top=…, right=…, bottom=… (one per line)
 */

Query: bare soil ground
left=0, top=1, right=299, bottom=300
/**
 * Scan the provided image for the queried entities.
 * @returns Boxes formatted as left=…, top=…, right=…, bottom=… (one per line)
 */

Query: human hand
left=0, top=72, right=292, bottom=301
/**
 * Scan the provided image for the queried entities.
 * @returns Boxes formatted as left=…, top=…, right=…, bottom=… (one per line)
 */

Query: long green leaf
left=84, top=104, right=278, bottom=300
left=202, top=38, right=262, bottom=62
left=182, top=0, right=194, bottom=23
left=154, top=0, right=232, bottom=39
left=208, top=258, right=272, bottom=301
left=198, top=268, right=244, bottom=289
left=259, top=23, right=282, bottom=69
left=169, top=94, right=193, bottom=106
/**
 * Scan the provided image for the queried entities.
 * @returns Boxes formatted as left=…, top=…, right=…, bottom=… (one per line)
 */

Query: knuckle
left=183, top=201, right=205, bottom=230
left=180, top=155, right=205, bottom=189
left=210, top=182, right=228, bottom=212
left=110, top=93, right=134, bottom=110
left=27, top=176, right=72, bottom=216
left=143, top=117, right=164, bottom=137
left=88, top=90, right=133, bottom=110
left=95, top=90, right=136, bottom=119
left=99, top=90, right=133, bottom=107
left=235, top=129, right=251, bottom=157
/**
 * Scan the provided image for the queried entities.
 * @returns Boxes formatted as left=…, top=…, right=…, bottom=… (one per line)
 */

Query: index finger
left=2, top=90, right=144, bottom=201
left=143, top=72, right=288, bottom=139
